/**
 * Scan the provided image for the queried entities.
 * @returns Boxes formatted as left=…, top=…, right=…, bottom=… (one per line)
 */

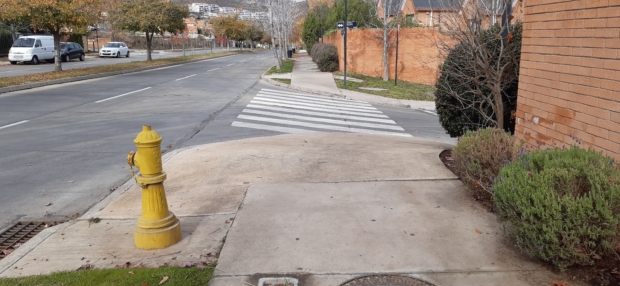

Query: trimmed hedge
left=310, top=43, right=339, bottom=72
left=493, top=147, right=620, bottom=270
left=452, top=128, right=519, bottom=200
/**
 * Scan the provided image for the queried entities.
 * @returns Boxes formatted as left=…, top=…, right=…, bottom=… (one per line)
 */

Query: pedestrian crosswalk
left=231, top=88, right=412, bottom=137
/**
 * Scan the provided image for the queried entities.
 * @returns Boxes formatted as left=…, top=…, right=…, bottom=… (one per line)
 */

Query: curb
left=261, top=74, right=410, bottom=108
left=260, top=75, right=346, bottom=99
left=0, top=52, right=237, bottom=95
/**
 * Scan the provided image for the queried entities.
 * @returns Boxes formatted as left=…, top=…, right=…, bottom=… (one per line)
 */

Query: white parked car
left=99, top=42, right=129, bottom=58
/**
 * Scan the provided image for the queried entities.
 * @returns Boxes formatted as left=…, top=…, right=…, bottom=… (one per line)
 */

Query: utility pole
left=343, top=0, right=348, bottom=86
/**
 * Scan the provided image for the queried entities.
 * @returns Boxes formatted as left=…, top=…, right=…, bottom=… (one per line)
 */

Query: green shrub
left=452, top=128, right=519, bottom=200
left=68, top=33, right=85, bottom=49
left=311, top=43, right=339, bottom=72
left=493, top=147, right=620, bottom=270
left=435, top=23, right=522, bottom=137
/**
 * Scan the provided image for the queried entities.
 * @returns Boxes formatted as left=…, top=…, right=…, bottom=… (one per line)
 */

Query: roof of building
left=413, top=0, right=462, bottom=10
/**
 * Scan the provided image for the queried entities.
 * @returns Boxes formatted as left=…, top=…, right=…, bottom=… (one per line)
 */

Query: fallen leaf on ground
left=552, top=282, right=567, bottom=286
left=13, top=243, right=22, bottom=248
left=1, top=249, right=13, bottom=255
left=45, top=202, right=52, bottom=206
left=475, top=228, right=482, bottom=234
left=159, top=276, right=169, bottom=284
left=77, top=264, right=92, bottom=270
left=129, top=271, right=134, bottom=275
left=142, top=282, right=147, bottom=286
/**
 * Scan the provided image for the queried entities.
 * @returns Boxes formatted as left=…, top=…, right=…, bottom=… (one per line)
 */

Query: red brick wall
left=324, top=28, right=451, bottom=85
left=515, top=0, right=620, bottom=161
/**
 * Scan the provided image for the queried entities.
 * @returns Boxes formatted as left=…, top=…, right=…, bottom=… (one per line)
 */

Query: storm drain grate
left=0, top=221, right=63, bottom=260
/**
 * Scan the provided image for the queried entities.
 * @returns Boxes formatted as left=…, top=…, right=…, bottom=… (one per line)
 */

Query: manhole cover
left=341, top=275, right=436, bottom=286
left=0, top=221, right=63, bottom=260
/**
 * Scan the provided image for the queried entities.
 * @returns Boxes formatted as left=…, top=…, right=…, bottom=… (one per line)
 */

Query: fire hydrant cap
left=134, top=125, right=163, bottom=145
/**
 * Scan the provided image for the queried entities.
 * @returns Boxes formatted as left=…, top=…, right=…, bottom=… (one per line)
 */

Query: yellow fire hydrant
left=127, top=125, right=181, bottom=249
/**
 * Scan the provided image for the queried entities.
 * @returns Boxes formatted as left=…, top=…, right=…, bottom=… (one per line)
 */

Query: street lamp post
left=343, top=0, right=348, bottom=86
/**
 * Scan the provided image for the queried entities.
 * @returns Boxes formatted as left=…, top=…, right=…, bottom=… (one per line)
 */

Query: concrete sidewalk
left=287, top=51, right=437, bottom=111
left=0, top=133, right=579, bottom=285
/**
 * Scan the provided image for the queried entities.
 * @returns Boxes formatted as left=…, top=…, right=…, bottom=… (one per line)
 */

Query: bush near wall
left=310, top=43, right=338, bottom=72
left=452, top=128, right=520, bottom=200
left=494, top=147, right=620, bottom=270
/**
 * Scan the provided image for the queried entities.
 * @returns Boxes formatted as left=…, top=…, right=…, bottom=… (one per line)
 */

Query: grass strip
left=271, top=78, right=291, bottom=84
left=264, top=59, right=294, bottom=75
left=0, top=51, right=245, bottom=89
left=334, top=72, right=435, bottom=101
left=0, top=266, right=214, bottom=286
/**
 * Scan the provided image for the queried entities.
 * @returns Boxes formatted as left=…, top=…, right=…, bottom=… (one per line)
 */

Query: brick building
left=515, top=0, right=620, bottom=161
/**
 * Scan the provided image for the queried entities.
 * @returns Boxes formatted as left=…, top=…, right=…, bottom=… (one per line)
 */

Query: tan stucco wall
left=324, top=27, right=450, bottom=85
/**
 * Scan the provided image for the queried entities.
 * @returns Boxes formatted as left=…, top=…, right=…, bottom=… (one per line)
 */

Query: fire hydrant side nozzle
left=127, top=125, right=181, bottom=250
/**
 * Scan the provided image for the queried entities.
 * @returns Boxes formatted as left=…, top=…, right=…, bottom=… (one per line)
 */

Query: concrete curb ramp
left=0, top=133, right=582, bottom=285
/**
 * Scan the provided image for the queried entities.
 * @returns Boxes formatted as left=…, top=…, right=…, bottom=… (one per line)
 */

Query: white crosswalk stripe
left=232, top=89, right=411, bottom=137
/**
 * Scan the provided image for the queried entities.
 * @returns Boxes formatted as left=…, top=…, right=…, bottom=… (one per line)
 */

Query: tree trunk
left=382, top=25, right=389, bottom=81
left=52, top=32, right=62, bottom=72
left=146, top=32, right=153, bottom=61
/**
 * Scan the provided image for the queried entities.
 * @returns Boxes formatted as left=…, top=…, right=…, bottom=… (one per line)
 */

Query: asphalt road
left=0, top=47, right=233, bottom=78
left=0, top=50, right=453, bottom=232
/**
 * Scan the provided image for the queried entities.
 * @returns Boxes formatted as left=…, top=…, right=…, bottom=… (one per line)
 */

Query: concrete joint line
left=302, top=178, right=460, bottom=184
left=0, top=53, right=239, bottom=95
left=215, top=268, right=548, bottom=278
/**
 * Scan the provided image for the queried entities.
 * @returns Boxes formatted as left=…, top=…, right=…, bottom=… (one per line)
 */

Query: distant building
left=239, top=10, right=252, bottom=20
left=251, top=12, right=269, bottom=21
left=219, top=7, right=237, bottom=15
left=189, top=3, right=220, bottom=14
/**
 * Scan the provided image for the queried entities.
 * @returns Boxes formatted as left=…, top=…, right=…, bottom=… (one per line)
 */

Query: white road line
left=175, top=74, right=197, bottom=81
left=257, top=93, right=376, bottom=110
left=242, top=109, right=404, bottom=131
left=258, top=91, right=372, bottom=107
left=208, top=68, right=220, bottom=71
left=245, top=105, right=397, bottom=124
left=232, top=121, right=316, bottom=134
left=237, top=115, right=411, bottom=137
left=261, top=88, right=367, bottom=104
left=252, top=98, right=382, bottom=114
left=248, top=101, right=389, bottom=118
left=95, top=87, right=151, bottom=103
left=0, top=120, right=29, bottom=130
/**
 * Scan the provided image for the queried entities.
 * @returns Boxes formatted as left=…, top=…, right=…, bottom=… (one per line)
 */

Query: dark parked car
left=59, top=42, right=85, bottom=62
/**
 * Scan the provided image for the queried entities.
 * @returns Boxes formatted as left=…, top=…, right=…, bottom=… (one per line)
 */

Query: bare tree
left=433, top=0, right=521, bottom=134
left=362, top=0, right=405, bottom=81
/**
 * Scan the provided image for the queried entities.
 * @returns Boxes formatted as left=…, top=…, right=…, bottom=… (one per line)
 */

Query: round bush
left=493, top=147, right=620, bottom=269
left=310, top=42, right=339, bottom=72
left=452, top=128, right=519, bottom=200
left=435, top=23, right=522, bottom=137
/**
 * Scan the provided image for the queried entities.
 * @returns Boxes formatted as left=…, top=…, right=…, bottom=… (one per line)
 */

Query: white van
left=8, top=35, right=55, bottom=65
